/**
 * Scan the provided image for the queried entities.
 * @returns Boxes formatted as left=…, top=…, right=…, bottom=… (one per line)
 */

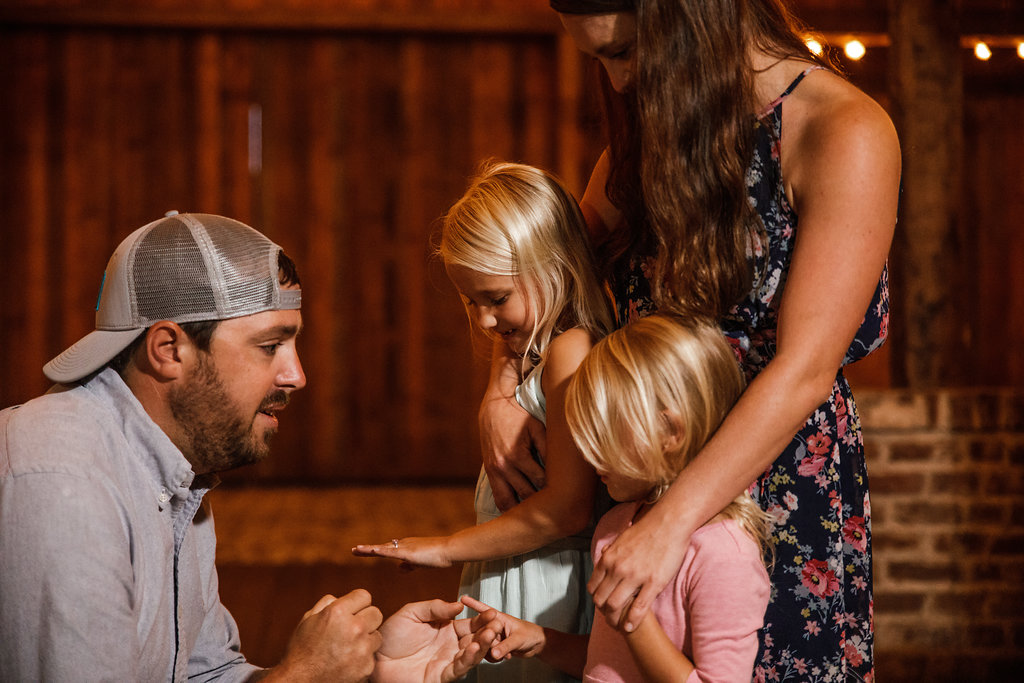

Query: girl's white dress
left=458, top=362, right=600, bottom=683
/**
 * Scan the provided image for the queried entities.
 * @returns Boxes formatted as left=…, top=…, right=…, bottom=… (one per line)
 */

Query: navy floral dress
left=608, top=69, right=887, bottom=682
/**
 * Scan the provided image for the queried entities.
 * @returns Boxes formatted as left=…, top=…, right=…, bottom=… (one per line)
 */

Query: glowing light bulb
left=974, top=42, right=992, bottom=60
left=844, top=40, right=866, bottom=61
left=806, top=39, right=823, bottom=56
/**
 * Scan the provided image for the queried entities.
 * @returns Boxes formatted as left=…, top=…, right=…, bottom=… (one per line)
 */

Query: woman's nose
left=604, top=62, right=634, bottom=93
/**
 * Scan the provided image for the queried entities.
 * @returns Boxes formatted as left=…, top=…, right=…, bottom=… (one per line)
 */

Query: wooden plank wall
left=1, top=0, right=1021, bottom=482
left=0, top=14, right=598, bottom=483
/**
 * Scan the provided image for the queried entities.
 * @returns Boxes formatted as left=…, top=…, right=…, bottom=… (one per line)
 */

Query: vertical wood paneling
left=397, top=38, right=432, bottom=471
left=416, top=39, right=487, bottom=480
left=222, top=36, right=257, bottom=223
left=556, top=32, right=587, bottom=198
left=520, top=38, right=558, bottom=172
left=195, top=34, right=224, bottom=211
left=14, top=3, right=1021, bottom=480
left=964, top=94, right=1024, bottom=386
left=301, top=38, right=346, bottom=478
left=343, top=36, right=402, bottom=479
left=61, top=34, right=117, bottom=358
left=0, top=34, right=52, bottom=405
left=470, top=41, right=515, bottom=162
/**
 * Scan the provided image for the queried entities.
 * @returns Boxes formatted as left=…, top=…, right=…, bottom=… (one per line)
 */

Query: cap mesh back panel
left=131, top=218, right=218, bottom=322
left=204, top=215, right=275, bottom=317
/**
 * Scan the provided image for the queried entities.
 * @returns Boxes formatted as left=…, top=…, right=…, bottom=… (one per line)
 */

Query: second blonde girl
left=464, top=314, right=772, bottom=682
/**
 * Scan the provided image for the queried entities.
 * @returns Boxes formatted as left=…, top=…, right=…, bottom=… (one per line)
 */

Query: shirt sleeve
left=0, top=468, right=142, bottom=681
left=683, top=525, right=771, bottom=683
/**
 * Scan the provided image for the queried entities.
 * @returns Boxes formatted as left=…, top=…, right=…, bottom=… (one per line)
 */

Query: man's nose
left=278, top=351, right=306, bottom=391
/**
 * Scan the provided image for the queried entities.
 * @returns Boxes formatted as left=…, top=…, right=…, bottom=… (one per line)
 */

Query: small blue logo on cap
left=95, top=272, right=106, bottom=311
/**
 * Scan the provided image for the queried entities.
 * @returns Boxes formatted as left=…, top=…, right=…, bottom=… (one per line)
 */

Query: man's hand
left=266, top=589, right=383, bottom=682
left=478, top=394, right=547, bottom=511
left=371, top=599, right=502, bottom=683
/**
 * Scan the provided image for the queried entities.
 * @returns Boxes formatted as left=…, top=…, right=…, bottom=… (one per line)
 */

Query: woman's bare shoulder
left=783, top=70, right=901, bottom=204
left=790, top=70, right=899, bottom=154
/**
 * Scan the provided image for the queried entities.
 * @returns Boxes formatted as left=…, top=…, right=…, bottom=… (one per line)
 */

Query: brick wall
left=859, top=388, right=1024, bottom=681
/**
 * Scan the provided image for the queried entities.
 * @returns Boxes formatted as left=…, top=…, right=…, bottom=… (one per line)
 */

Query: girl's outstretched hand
left=588, top=505, right=691, bottom=633
left=352, top=536, right=452, bottom=569
left=459, top=596, right=546, bottom=662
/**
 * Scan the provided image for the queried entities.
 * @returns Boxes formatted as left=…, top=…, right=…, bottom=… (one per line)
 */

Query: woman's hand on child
left=479, top=393, right=548, bottom=511
left=352, top=537, right=453, bottom=568
left=588, top=506, right=692, bottom=633
left=459, top=596, right=546, bottom=661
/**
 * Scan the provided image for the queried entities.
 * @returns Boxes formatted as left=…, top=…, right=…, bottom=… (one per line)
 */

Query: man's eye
left=260, top=343, right=281, bottom=355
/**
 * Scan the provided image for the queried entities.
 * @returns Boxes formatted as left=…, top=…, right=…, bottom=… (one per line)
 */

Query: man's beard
left=169, top=353, right=288, bottom=474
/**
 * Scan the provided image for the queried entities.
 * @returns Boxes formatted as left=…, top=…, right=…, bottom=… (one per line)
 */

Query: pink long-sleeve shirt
left=584, top=503, right=770, bottom=683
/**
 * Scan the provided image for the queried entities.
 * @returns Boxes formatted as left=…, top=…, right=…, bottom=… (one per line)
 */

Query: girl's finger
left=460, top=595, right=495, bottom=614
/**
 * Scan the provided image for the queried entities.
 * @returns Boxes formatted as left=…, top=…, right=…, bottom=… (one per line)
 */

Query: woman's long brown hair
left=598, top=0, right=831, bottom=320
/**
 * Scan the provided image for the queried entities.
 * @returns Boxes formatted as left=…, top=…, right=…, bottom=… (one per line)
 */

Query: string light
left=803, top=33, right=1024, bottom=65
left=844, top=40, right=866, bottom=61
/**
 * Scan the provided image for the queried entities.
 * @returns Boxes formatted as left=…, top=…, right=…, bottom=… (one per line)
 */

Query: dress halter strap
left=759, top=65, right=825, bottom=117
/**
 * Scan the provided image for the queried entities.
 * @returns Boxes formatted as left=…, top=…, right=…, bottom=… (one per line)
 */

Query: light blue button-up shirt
left=0, top=367, right=260, bottom=682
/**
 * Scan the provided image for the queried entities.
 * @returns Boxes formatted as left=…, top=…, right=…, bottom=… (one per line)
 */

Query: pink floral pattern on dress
left=608, top=69, right=886, bottom=682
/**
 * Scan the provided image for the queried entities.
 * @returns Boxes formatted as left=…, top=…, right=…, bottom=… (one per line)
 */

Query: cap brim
left=43, top=328, right=147, bottom=384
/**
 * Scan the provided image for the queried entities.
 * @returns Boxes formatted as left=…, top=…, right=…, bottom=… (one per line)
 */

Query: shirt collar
left=85, top=368, right=218, bottom=507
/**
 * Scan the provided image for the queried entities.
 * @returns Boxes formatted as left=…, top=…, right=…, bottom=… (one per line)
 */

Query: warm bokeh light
left=1017, top=42, right=1024, bottom=60
left=844, top=40, right=866, bottom=61
left=806, top=39, right=823, bottom=56
left=974, top=41, right=992, bottom=61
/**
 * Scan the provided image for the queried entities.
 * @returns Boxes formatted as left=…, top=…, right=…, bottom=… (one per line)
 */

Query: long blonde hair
left=439, top=161, right=614, bottom=372
left=565, top=314, right=772, bottom=555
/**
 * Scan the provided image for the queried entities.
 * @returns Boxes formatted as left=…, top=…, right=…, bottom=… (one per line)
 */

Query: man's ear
left=142, top=321, right=191, bottom=380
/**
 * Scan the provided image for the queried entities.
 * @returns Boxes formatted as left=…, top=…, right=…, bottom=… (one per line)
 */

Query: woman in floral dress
left=479, top=1, right=900, bottom=680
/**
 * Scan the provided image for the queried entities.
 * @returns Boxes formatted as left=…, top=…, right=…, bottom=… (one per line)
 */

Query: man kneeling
left=0, top=212, right=498, bottom=682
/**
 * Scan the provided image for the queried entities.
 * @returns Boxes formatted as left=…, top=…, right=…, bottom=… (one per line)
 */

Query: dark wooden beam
left=0, top=6, right=560, bottom=35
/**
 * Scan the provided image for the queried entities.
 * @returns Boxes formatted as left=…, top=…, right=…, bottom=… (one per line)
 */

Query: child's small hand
left=460, top=596, right=546, bottom=661
left=351, top=536, right=452, bottom=568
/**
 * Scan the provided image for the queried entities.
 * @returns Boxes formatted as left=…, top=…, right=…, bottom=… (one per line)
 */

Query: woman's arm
left=579, top=148, right=621, bottom=238
left=353, top=329, right=599, bottom=566
left=590, top=81, right=901, bottom=630
left=478, top=337, right=548, bottom=510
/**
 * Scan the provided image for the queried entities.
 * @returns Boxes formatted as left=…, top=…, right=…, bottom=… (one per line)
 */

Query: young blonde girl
left=354, top=160, right=614, bottom=683
left=463, top=314, right=772, bottom=682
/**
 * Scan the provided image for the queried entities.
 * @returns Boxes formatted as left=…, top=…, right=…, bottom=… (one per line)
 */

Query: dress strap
left=759, top=65, right=825, bottom=117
